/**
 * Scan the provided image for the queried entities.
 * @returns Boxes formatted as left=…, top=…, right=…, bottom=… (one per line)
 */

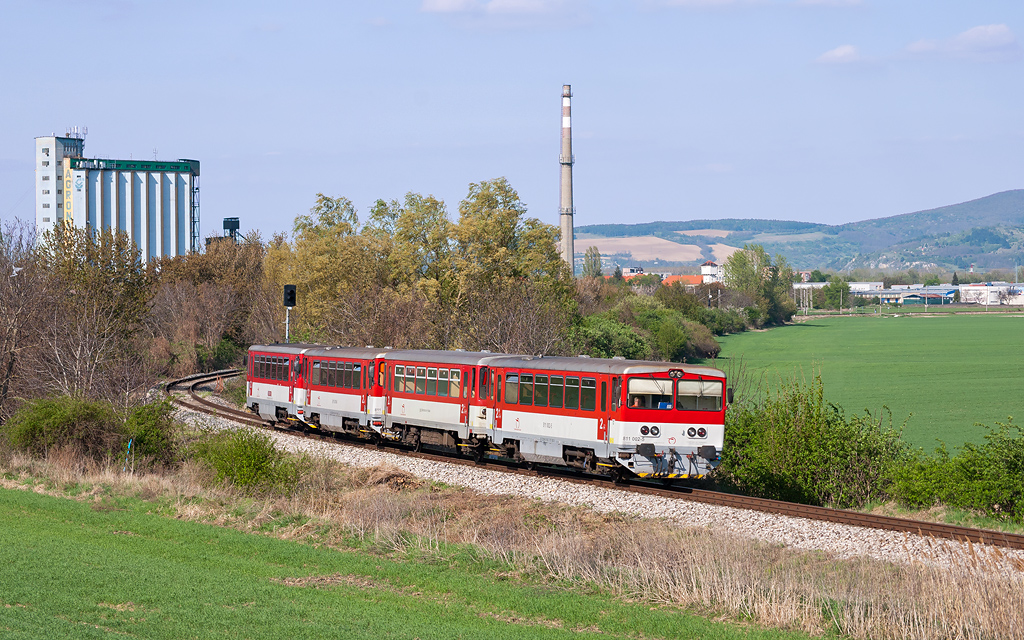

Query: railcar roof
left=382, top=350, right=511, bottom=366
left=486, top=355, right=724, bottom=378
left=248, top=343, right=321, bottom=355
left=303, top=346, right=390, bottom=360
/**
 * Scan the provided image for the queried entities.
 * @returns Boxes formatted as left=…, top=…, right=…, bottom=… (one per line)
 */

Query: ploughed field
left=714, top=314, right=1024, bottom=451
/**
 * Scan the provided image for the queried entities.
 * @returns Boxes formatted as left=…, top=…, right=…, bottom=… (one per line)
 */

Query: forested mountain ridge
left=577, top=190, right=1024, bottom=271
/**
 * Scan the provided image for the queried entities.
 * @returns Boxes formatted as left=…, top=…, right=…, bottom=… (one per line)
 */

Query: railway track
left=167, top=370, right=1024, bottom=552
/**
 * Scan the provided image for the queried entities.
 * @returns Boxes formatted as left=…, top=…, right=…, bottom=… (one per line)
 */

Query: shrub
left=191, top=428, right=299, bottom=493
left=716, top=376, right=911, bottom=508
left=892, top=420, right=1024, bottom=519
left=123, top=401, right=178, bottom=466
left=1, top=396, right=123, bottom=460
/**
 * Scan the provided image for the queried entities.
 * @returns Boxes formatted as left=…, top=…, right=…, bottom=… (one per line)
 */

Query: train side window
left=255, top=356, right=261, bottom=379
left=534, top=375, right=548, bottom=407
left=438, top=369, right=449, bottom=396
left=504, top=374, right=519, bottom=404
left=426, top=368, right=437, bottom=395
left=600, top=381, right=607, bottom=412
left=324, top=362, right=333, bottom=387
left=450, top=369, right=461, bottom=398
left=394, top=365, right=404, bottom=392
left=354, top=363, right=362, bottom=389
left=565, top=377, right=580, bottom=410
left=416, top=367, right=427, bottom=394
left=312, top=361, right=321, bottom=386
left=340, top=362, right=349, bottom=388
left=549, top=375, right=563, bottom=408
left=262, top=357, right=267, bottom=380
left=404, top=367, right=415, bottom=393
left=519, top=374, right=533, bottom=405
left=273, top=358, right=280, bottom=381
left=581, top=378, right=597, bottom=411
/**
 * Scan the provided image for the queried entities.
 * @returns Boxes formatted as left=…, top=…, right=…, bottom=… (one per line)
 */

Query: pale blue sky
left=1, top=1, right=1022, bottom=238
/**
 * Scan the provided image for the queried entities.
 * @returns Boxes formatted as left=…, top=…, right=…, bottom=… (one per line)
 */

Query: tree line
left=1, top=177, right=794, bottom=420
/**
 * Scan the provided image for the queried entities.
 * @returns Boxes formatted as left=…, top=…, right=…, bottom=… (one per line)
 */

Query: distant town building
left=35, top=129, right=200, bottom=261
left=700, top=260, right=724, bottom=284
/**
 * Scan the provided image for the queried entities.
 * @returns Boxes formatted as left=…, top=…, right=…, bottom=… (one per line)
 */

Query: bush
left=716, top=377, right=910, bottom=508
left=196, top=337, right=244, bottom=372
left=123, top=401, right=178, bottom=466
left=1, top=396, right=123, bottom=460
left=892, top=420, right=1024, bottom=519
left=191, top=428, right=299, bottom=493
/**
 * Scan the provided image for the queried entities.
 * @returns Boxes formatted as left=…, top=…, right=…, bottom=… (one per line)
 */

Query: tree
left=722, top=245, right=796, bottom=326
left=581, top=246, right=602, bottom=278
left=612, top=265, right=624, bottom=283
left=810, top=269, right=828, bottom=283
left=822, top=277, right=850, bottom=310
left=952, top=271, right=960, bottom=286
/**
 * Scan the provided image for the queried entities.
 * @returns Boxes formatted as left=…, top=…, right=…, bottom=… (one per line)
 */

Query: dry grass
left=2, top=447, right=1024, bottom=640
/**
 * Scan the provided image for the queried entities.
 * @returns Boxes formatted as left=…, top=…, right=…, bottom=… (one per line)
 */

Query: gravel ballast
left=175, top=399, right=1024, bottom=572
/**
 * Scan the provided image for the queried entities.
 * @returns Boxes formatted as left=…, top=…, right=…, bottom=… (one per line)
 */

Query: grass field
left=0, top=486, right=806, bottom=640
left=713, top=314, right=1024, bottom=451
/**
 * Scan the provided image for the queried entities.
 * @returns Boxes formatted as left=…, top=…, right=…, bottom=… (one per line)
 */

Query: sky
left=1, top=0, right=1022, bottom=239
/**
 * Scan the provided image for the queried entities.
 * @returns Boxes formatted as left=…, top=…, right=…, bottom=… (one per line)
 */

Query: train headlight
left=650, top=426, right=660, bottom=437
left=697, top=428, right=707, bottom=438
left=640, top=425, right=649, bottom=436
left=687, top=427, right=697, bottom=437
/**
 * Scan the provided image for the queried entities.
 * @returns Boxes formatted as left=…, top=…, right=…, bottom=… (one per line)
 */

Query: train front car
left=612, top=362, right=726, bottom=479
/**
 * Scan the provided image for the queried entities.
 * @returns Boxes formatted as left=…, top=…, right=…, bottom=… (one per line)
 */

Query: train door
left=459, top=367, right=470, bottom=425
left=597, top=376, right=609, bottom=441
left=493, top=371, right=503, bottom=430
left=359, top=359, right=367, bottom=413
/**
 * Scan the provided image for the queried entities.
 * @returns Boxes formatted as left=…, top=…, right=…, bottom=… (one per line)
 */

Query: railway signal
left=283, top=284, right=296, bottom=343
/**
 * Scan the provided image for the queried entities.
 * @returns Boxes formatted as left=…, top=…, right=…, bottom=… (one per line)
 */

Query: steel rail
left=165, top=371, right=1024, bottom=552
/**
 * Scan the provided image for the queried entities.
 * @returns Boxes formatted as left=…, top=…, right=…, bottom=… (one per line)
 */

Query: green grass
left=713, top=314, right=1024, bottom=451
left=0, top=487, right=808, bottom=640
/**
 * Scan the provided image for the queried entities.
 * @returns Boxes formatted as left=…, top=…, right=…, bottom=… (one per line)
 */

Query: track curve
left=166, top=370, right=1024, bottom=552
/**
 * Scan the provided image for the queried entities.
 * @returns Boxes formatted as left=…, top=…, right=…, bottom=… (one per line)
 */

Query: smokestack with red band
left=559, top=84, right=575, bottom=273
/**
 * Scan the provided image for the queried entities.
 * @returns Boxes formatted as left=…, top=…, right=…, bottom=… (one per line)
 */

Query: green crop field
left=0, top=487, right=805, bottom=640
left=713, top=314, right=1024, bottom=451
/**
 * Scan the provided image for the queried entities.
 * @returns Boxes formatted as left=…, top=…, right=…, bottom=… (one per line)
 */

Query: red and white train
left=246, top=344, right=729, bottom=479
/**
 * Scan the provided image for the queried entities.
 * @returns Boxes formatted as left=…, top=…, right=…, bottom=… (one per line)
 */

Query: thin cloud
left=906, top=24, right=1019, bottom=61
left=817, top=44, right=863, bottom=64
left=421, top=0, right=576, bottom=13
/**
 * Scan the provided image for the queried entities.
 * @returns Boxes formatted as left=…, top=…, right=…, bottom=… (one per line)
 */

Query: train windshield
left=626, top=378, right=674, bottom=410
left=677, top=380, right=723, bottom=411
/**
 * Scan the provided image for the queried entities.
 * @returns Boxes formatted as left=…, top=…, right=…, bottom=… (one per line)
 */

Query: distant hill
left=575, top=190, right=1024, bottom=271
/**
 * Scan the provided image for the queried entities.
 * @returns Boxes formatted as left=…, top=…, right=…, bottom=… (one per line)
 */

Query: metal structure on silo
left=559, top=84, right=575, bottom=273
left=34, top=129, right=201, bottom=261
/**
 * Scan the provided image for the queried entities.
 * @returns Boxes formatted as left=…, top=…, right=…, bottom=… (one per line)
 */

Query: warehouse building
left=35, top=129, right=200, bottom=261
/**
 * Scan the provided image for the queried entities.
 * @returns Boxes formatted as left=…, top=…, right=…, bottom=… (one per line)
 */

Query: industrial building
left=35, top=129, right=200, bottom=261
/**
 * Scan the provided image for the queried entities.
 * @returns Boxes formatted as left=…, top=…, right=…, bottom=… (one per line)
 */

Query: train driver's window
left=427, top=368, right=438, bottom=395
left=549, top=376, right=563, bottom=408
left=450, top=370, right=461, bottom=398
left=504, top=374, right=519, bottom=404
left=676, top=380, right=723, bottom=411
left=581, top=378, right=597, bottom=411
left=312, top=361, right=321, bottom=386
left=627, top=378, right=673, bottom=410
left=416, top=367, right=427, bottom=394
left=394, top=366, right=404, bottom=392
left=565, top=377, right=580, bottom=410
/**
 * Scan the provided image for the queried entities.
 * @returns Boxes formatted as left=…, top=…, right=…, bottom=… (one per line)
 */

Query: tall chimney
left=559, top=84, right=575, bottom=273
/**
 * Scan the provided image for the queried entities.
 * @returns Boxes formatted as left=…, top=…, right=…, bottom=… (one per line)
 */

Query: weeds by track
left=166, top=370, right=1024, bottom=552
